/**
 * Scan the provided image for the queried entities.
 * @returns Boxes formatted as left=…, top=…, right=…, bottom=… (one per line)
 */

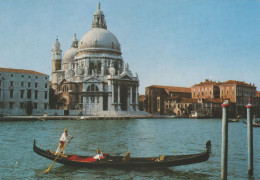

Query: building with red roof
left=192, top=80, right=220, bottom=99
left=219, top=80, right=256, bottom=116
left=144, top=85, right=191, bottom=115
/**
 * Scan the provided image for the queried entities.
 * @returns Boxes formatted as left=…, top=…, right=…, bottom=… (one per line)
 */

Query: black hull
left=33, top=140, right=211, bottom=168
left=243, top=121, right=260, bottom=127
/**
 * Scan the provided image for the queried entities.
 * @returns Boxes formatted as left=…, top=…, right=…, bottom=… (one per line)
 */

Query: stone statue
left=109, top=61, right=115, bottom=75
left=101, top=61, right=104, bottom=75
left=84, top=59, right=89, bottom=76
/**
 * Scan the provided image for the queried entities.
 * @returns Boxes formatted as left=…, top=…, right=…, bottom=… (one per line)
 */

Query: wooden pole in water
left=221, top=102, right=229, bottom=180
left=246, top=99, right=253, bottom=176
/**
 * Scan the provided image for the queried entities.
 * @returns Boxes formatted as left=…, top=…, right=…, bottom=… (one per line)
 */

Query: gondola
left=33, top=139, right=211, bottom=168
left=243, top=120, right=260, bottom=127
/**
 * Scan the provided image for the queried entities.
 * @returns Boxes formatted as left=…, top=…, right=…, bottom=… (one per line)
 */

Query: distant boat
left=243, top=120, right=260, bottom=127
left=228, top=119, right=239, bottom=122
left=189, top=111, right=209, bottom=119
left=33, top=140, right=211, bottom=168
left=228, top=117, right=240, bottom=123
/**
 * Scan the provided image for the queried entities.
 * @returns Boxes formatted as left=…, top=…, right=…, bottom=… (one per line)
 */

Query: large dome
left=78, top=28, right=121, bottom=52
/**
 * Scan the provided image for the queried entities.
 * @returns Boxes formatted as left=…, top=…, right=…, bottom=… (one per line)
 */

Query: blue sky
left=0, top=0, right=260, bottom=94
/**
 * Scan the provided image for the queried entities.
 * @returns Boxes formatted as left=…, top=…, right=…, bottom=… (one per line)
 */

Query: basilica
left=51, top=4, right=140, bottom=115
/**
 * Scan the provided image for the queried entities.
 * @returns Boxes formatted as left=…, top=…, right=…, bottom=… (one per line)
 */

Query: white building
left=51, top=4, right=141, bottom=116
left=0, top=68, right=49, bottom=115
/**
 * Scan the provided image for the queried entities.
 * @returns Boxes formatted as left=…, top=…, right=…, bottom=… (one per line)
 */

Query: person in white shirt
left=55, top=128, right=73, bottom=155
left=93, top=148, right=104, bottom=160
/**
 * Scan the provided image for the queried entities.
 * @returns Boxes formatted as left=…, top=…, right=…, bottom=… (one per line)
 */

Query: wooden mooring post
left=221, top=102, right=229, bottom=180
left=246, top=100, right=253, bottom=176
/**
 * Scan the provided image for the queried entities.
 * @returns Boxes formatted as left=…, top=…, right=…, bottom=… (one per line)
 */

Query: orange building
left=219, top=80, right=256, bottom=116
left=191, top=81, right=220, bottom=99
left=192, top=80, right=257, bottom=117
left=219, top=80, right=256, bottom=104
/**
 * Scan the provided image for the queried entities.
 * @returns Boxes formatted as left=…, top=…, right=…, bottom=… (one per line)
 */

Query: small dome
left=94, top=2, right=104, bottom=16
left=78, top=28, right=121, bottom=52
left=63, top=34, right=78, bottom=65
left=52, top=38, right=61, bottom=51
left=63, top=47, right=77, bottom=64
left=94, top=9, right=104, bottom=16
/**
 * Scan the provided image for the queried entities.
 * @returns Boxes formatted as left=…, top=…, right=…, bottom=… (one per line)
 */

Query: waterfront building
left=191, top=80, right=220, bottom=99
left=190, top=80, right=222, bottom=118
left=51, top=4, right=140, bottom=116
left=144, top=85, right=191, bottom=115
left=164, top=97, right=196, bottom=117
left=0, top=68, right=49, bottom=115
left=190, top=98, right=222, bottom=118
left=191, top=80, right=256, bottom=117
left=256, top=91, right=260, bottom=117
left=138, top=95, right=145, bottom=111
left=219, top=80, right=257, bottom=116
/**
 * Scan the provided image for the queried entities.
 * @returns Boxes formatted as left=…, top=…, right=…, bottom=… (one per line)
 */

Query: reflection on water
left=0, top=118, right=259, bottom=179
left=35, top=165, right=212, bottom=180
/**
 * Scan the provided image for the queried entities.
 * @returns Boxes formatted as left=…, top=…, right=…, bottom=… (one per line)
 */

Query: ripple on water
left=0, top=118, right=259, bottom=179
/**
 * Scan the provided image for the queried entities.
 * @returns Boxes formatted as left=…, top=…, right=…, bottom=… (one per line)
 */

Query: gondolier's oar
left=40, top=137, right=73, bottom=174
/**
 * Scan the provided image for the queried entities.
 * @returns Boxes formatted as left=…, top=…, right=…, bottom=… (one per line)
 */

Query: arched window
left=97, top=62, right=101, bottom=74
left=87, top=84, right=99, bottom=92
left=89, top=63, right=94, bottom=75
left=63, top=85, right=68, bottom=92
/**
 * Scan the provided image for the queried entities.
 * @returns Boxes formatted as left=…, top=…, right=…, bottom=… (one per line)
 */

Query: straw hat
left=64, top=128, right=68, bottom=132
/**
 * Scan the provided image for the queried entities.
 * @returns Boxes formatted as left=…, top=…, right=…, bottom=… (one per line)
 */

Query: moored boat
left=228, top=119, right=239, bottom=122
left=243, top=120, right=260, bottom=127
left=33, top=140, right=211, bottom=168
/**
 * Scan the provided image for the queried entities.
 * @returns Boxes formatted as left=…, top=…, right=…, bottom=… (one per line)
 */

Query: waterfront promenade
left=0, top=114, right=174, bottom=121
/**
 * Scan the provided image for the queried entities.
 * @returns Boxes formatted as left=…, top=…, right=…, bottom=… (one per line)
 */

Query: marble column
left=118, top=84, right=121, bottom=111
left=95, top=95, right=97, bottom=112
left=111, top=82, right=114, bottom=104
left=82, top=96, right=86, bottom=115
left=130, top=86, right=133, bottom=104
left=107, top=94, right=111, bottom=111
left=100, top=95, right=103, bottom=111
left=129, top=86, right=134, bottom=111
left=136, top=86, right=139, bottom=111
left=111, top=82, right=115, bottom=111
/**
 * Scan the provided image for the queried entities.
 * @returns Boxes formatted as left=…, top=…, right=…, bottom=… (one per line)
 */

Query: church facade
left=51, top=4, right=139, bottom=115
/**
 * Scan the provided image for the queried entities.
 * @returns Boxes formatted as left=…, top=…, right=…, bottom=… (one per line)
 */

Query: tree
left=49, top=86, right=66, bottom=109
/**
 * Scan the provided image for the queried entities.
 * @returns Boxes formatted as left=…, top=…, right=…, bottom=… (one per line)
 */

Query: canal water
left=0, top=118, right=259, bottom=179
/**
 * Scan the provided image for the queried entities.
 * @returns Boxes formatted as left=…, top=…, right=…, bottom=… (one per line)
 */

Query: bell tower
left=51, top=37, right=62, bottom=91
left=52, top=37, right=62, bottom=72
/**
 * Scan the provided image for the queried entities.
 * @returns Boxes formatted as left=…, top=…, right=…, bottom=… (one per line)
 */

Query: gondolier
left=55, top=128, right=73, bottom=155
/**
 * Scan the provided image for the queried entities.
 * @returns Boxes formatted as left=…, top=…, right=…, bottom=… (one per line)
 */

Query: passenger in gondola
left=55, top=128, right=73, bottom=155
left=93, top=148, right=104, bottom=160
